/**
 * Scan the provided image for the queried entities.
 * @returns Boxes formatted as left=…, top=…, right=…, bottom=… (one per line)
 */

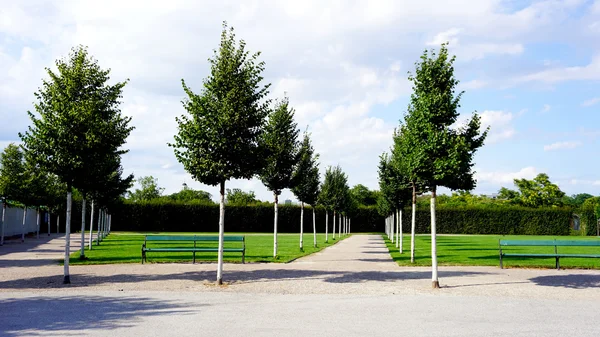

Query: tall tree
left=20, top=45, right=133, bottom=284
left=127, top=176, right=164, bottom=202
left=0, top=144, right=26, bottom=245
left=350, top=184, right=379, bottom=207
left=167, top=183, right=213, bottom=204
left=226, top=189, right=258, bottom=206
left=259, top=96, right=300, bottom=257
left=170, top=22, right=270, bottom=285
left=403, top=43, right=488, bottom=288
left=378, top=152, right=411, bottom=252
left=291, top=133, right=320, bottom=250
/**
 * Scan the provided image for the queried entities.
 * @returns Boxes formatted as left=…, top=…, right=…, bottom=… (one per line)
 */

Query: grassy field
left=70, top=232, right=347, bottom=265
left=384, top=234, right=600, bottom=269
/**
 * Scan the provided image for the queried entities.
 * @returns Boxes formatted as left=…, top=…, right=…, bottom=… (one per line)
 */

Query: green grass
left=384, top=234, right=600, bottom=269
left=70, top=232, right=347, bottom=265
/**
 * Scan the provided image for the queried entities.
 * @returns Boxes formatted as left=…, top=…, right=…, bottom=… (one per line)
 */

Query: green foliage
left=259, top=96, right=300, bottom=198
left=498, top=173, right=566, bottom=208
left=401, top=205, right=572, bottom=236
left=350, top=184, right=379, bottom=207
left=0, top=143, right=26, bottom=204
left=318, top=165, right=349, bottom=212
left=171, top=22, right=270, bottom=188
left=20, top=45, right=133, bottom=195
left=378, top=152, right=411, bottom=214
left=402, top=43, right=488, bottom=192
left=291, top=133, right=320, bottom=206
left=128, top=176, right=164, bottom=202
left=226, top=188, right=258, bottom=206
left=164, top=183, right=213, bottom=204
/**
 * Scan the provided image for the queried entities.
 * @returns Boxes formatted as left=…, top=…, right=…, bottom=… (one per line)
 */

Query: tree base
left=432, top=280, right=440, bottom=289
left=63, top=275, right=71, bottom=284
left=216, top=279, right=223, bottom=286
left=79, top=255, right=88, bottom=260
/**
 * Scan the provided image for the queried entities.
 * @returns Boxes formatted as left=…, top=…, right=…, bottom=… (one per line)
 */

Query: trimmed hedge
left=399, top=206, right=572, bottom=236
left=106, top=201, right=574, bottom=236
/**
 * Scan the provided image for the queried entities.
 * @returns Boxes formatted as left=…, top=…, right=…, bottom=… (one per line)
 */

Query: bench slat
left=146, top=235, right=196, bottom=241
left=500, top=240, right=600, bottom=247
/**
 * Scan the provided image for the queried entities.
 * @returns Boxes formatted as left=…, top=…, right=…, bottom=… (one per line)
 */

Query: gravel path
left=0, top=234, right=599, bottom=299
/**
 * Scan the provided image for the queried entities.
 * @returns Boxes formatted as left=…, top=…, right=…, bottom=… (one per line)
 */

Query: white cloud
left=541, top=104, right=551, bottom=113
left=427, top=28, right=462, bottom=46
left=476, top=167, right=538, bottom=185
left=461, top=79, right=487, bottom=90
left=543, top=141, right=582, bottom=151
left=518, top=54, right=600, bottom=83
left=582, top=97, right=600, bottom=107
left=479, top=110, right=516, bottom=143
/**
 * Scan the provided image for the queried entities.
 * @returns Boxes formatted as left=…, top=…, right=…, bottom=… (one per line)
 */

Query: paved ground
left=1, top=234, right=599, bottom=336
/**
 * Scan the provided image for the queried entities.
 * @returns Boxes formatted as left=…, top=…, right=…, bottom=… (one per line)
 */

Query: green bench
left=141, top=235, right=245, bottom=264
left=499, top=239, right=600, bottom=269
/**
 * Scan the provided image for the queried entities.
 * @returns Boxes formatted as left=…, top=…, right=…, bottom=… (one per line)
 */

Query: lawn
left=384, top=234, right=600, bottom=269
left=70, top=232, right=347, bottom=265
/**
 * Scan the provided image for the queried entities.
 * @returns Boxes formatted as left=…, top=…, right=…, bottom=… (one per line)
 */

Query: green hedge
left=105, top=201, right=574, bottom=236
left=399, top=206, right=572, bottom=236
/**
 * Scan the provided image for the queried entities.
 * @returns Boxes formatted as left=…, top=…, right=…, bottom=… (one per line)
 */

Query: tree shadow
left=0, top=259, right=61, bottom=268
left=0, top=268, right=492, bottom=290
left=529, top=274, right=600, bottom=289
left=0, top=295, right=198, bottom=336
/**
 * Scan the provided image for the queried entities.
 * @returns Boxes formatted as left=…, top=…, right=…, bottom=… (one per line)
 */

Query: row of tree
left=377, top=43, right=488, bottom=288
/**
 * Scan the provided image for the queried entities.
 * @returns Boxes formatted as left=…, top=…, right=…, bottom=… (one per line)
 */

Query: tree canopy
left=291, top=133, right=320, bottom=206
left=128, top=176, right=164, bottom=202
left=497, top=173, right=565, bottom=207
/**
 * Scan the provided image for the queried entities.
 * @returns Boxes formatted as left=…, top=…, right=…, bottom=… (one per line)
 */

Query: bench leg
left=499, top=254, right=503, bottom=269
left=141, top=250, right=145, bottom=264
left=242, top=251, right=245, bottom=264
left=556, top=257, right=560, bottom=270
left=193, top=251, right=196, bottom=264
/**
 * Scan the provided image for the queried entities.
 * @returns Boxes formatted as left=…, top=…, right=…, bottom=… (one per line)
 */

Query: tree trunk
left=57, top=215, right=60, bottom=234
left=312, top=207, right=316, bottom=248
left=431, top=186, right=439, bottom=289
left=96, top=209, right=102, bottom=245
left=64, top=190, right=72, bottom=284
left=36, top=208, right=40, bottom=239
left=21, top=207, right=27, bottom=242
left=47, top=211, right=50, bottom=236
left=411, top=183, right=417, bottom=263
left=349, top=218, right=351, bottom=234
left=1, top=201, right=5, bottom=245
left=300, top=202, right=304, bottom=250
left=338, top=215, right=341, bottom=238
left=396, top=209, right=399, bottom=248
left=325, top=211, right=328, bottom=243
left=80, top=198, right=86, bottom=258
left=108, top=214, right=111, bottom=234
left=273, top=193, right=278, bottom=258
left=391, top=212, right=395, bottom=244
left=216, top=181, right=225, bottom=285
left=333, top=211, right=336, bottom=240
left=399, top=209, right=403, bottom=254
left=89, top=201, right=95, bottom=250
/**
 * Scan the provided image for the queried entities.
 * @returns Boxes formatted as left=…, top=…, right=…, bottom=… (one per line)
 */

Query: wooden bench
left=141, top=235, right=245, bottom=264
left=499, top=239, right=600, bottom=269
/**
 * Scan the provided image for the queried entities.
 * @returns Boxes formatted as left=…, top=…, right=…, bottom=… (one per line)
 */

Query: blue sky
left=1, top=0, right=600, bottom=202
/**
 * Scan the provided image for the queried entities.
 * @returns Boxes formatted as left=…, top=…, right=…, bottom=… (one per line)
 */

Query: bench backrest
left=145, top=235, right=245, bottom=243
left=500, top=240, right=600, bottom=247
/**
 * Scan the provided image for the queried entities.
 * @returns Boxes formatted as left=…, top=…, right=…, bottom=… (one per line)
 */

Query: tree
left=291, top=133, right=320, bottom=250
left=128, top=176, right=164, bottom=202
left=402, top=43, right=488, bottom=288
left=259, top=96, right=300, bottom=257
left=20, top=45, right=133, bottom=284
left=350, top=184, right=379, bottom=207
left=166, top=183, right=213, bottom=204
left=170, top=22, right=270, bottom=285
left=0, top=144, right=26, bottom=245
left=319, top=165, right=348, bottom=241
left=497, top=174, right=566, bottom=208
left=226, top=189, right=258, bottom=206
left=378, top=152, right=411, bottom=252
left=318, top=167, right=336, bottom=242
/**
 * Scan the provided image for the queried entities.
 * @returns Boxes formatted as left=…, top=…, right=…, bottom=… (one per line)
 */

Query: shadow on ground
left=0, top=269, right=491, bottom=289
left=529, top=274, right=600, bottom=289
left=0, top=295, right=197, bottom=336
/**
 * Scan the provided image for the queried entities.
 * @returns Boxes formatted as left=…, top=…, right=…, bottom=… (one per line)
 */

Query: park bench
left=499, top=239, right=600, bottom=269
left=141, top=235, right=245, bottom=264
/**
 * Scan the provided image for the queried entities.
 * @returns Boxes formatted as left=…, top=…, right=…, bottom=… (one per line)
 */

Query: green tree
left=514, top=174, right=565, bottom=207
left=259, top=96, right=300, bottom=256
left=402, top=43, right=488, bottom=288
left=166, top=183, right=213, bottom=204
left=378, top=152, right=411, bottom=252
left=128, top=176, right=164, bottom=202
left=20, top=45, right=133, bottom=283
left=318, top=165, right=348, bottom=241
left=0, top=144, right=26, bottom=245
left=291, top=133, right=320, bottom=249
left=170, top=22, right=270, bottom=285
left=350, top=184, right=379, bottom=207
left=226, top=188, right=258, bottom=206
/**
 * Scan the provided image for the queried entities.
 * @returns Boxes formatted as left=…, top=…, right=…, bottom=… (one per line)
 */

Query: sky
left=1, top=0, right=600, bottom=203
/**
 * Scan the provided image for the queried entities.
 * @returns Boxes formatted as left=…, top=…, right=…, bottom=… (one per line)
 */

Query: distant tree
left=291, top=133, right=320, bottom=249
left=166, top=183, right=213, bottom=204
left=170, top=21, right=270, bottom=286
left=0, top=144, right=26, bottom=245
left=128, top=176, right=164, bottom=202
left=378, top=152, right=411, bottom=251
left=318, top=167, right=336, bottom=242
left=226, top=188, right=258, bottom=206
left=570, top=193, right=594, bottom=207
left=259, top=96, right=300, bottom=257
left=402, top=43, right=488, bottom=288
left=497, top=173, right=565, bottom=208
left=319, top=165, right=349, bottom=241
left=20, top=45, right=133, bottom=283
left=350, top=184, right=379, bottom=207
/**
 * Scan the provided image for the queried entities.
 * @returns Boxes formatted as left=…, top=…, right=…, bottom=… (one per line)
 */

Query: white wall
left=1, top=203, right=40, bottom=237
